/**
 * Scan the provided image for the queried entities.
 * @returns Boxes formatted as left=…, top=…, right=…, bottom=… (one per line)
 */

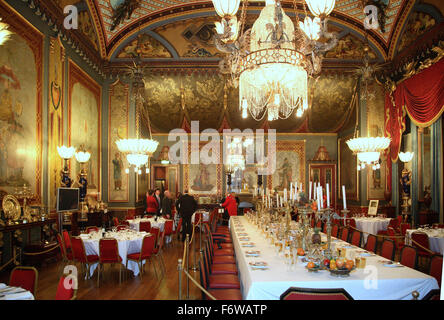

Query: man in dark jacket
left=161, top=190, right=172, bottom=218
left=176, top=190, right=197, bottom=241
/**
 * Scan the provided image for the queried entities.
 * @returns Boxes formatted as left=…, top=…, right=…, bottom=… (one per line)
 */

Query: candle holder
left=298, top=206, right=312, bottom=251
left=316, top=207, right=347, bottom=259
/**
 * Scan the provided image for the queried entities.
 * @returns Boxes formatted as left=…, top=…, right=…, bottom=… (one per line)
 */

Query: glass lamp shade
left=346, top=137, right=391, bottom=154
left=399, top=151, right=414, bottom=163
left=299, top=17, right=321, bottom=41
left=57, top=146, right=76, bottom=159
left=126, top=153, right=149, bottom=168
left=305, top=0, right=336, bottom=17
left=0, top=21, right=12, bottom=46
left=212, top=0, right=241, bottom=18
left=75, top=151, right=91, bottom=163
left=357, top=152, right=380, bottom=164
left=116, top=138, right=159, bottom=156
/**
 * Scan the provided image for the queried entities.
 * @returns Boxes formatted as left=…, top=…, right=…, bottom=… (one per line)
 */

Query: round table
left=354, top=217, right=391, bottom=243
left=81, top=231, right=149, bottom=277
left=405, top=228, right=444, bottom=254
left=0, top=283, right=34, bottom=300
left=127, top=217, right=168, bottom=232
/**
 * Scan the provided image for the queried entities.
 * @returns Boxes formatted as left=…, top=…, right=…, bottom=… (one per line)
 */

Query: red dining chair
left=57, top=232, right=73, bottom=264
left=411, top=232, right=433, bottom=261
left=63, top=230, right=72, bottom=252
left=331, top=224, right=339, bottom=238
left=205, top=237, right=236, bottom=265
left=86, top=226, right=99, bottom=234
left=55, top=274, right=77, bottom=300
left=163, top=219, right=174, bottom=248
left=9, top=266, right=38, bottom=295
left=387, top=226, right=404, bottom=251
left=400, top=245, right=418, bottom=269
left=315, top=220, right=322, bottom=229
left=112, top=217, right=120, bottom=227
left=340, top=227, right=350, bottom=242
left=117, top=225, right=128, bottom=231
left=144, top=215, right=154, bottom=219
left=199, top=251, right=240, bottom=290
left=364, top=234, right=378, bottom=253
left=204, top=224, right=233, bottom=250
left=193, top=212, right=202, bottom=227
left=396, top=215, right=403, bottom=226
left=126, top=234, right=156, bottom=279
left=172, top=218, right=183, bottom=243
left=70, top=236, right=99, bottom=280
left=381, top=239, right=396, bottom=261
left=280, top=287, right=354, bottom=300
left=429, top=255, right=443, bottom=288
left=150, top=227, right=160, bottom=246
left=198, top=254, right=242, bottom=300
left=350, top=230, right=362, bottom=247
left=139, top=221, right=151, bottom=233
left=98, top=238, right=123, bottom=286
left=203, top=241, right=238, bottom=275
left=348, top=218, right=357, bottom=229
left=152, top=229, right=166, bottom=275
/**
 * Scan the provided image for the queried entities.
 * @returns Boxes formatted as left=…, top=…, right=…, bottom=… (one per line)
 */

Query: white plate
left=383, top=263, right=404, bottom=268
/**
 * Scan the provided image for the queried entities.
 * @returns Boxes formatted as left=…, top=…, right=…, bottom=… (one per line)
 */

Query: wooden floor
left=0, top=238, right=203, bottom=300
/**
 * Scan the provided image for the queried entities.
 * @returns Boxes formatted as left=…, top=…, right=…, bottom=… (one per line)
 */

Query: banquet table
left=0, top=283, right=34, bottom=300
left=80, top=230, right=149, bottom=277
left=354, top=217, right=391, bottom=243
left=230, top=216, right=439, bottom=300
left=405, top=228, right=444, bottom=254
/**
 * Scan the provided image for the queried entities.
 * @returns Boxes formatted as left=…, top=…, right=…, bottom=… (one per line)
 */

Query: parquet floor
left=0, top=238, right=203, bottom=300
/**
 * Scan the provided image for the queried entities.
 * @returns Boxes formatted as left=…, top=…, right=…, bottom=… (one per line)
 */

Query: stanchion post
left=199, top=214, right=202, bottom=254
left=178, top=259, right=183, bottom=300
left=186, top=234, right=190, bottom=299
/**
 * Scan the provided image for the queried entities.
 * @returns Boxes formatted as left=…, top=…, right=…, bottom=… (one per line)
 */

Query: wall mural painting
left=325, top=34, right=377, bottom=60
left=143, top=72, right=225, bottom=132
left=69, top=61, right=101, bottom=196
left=267, top=141, right=305, bottom=193
left=184, top=142, right=222, bottom=198
left=0, top=11, right=42, bottom=201
left=338, top=134, right=359, bottom=201
left=309, top=73, right=357, bottom=133
left=108, top=80, right=129, bottom=202
left=49, top=37, right=65, bottom=209
left=397, top=11, right=436, bottom=53
left=366, top=82, right=387, bottom=200
left=117, top=34, right=171, bottom=59
left=241, top=165, right=258, bottom=194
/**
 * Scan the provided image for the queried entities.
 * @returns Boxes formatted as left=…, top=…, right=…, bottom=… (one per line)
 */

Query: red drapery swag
left=385, top=58, right=444, bottom=164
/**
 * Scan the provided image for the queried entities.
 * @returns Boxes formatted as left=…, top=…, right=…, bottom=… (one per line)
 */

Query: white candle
left=320, top=186, right=323, bottom=209
left=276, top=193, right=279, bottom=207
left=326, top=183, right=330, bottom=208
left=342, top=185, right=347, bottom=210
left=317, top=187, right=321, bottom=210
left=300, top=182, right=302, bottom=193
left=309, top=181, right=312, bottom=200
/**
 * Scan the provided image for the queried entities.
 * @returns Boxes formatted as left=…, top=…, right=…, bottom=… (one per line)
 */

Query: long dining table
left=229, top=216, right=439, bottom=300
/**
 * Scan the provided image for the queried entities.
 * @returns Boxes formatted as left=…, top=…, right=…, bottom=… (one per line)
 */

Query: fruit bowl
left=305, top=264, right=323, bottom=272
left=328, top=266, right=356, bottom=277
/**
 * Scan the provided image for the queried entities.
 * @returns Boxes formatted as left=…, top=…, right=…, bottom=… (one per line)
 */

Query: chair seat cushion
left=66, top=252, right=73, bottom=260
left=100, top=256, right=122, bottom=263
left=211, top=263, right=238, bottom=275
left=214, top=243, right=233, bottom=250
left=127, top=252, right=141, bottom=260
left=212, top=255, right=236, bottom=264
left=208, top=274, right=240, bottom=289
left=87, top=255, right=99, bottom=263
left=213, top=248, right=234, bottom=256
left=209, top=289, right=242, bottom=300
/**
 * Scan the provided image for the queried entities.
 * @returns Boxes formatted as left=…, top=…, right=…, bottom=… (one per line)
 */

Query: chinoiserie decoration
left=399, top=151, right=413, bottom=222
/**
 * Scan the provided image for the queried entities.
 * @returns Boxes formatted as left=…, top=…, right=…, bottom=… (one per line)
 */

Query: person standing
left=154, top=188, right=162, bottom=215
left=176, top=190, right=197, bottom=242
left=146, top=189, right=158, bottom=216
left=112, top=152, right=123, bottom=191
left=222, top=192, right=238, bottom=222
left=161, top=190, right=173, bottom=219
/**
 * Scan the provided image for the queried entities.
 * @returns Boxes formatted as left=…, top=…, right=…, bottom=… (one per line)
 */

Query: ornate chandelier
left=0, top=19, right=12, bottom=46
left=117, top=30, right=159, bottom=174
left=213, top=0, right=337, bottom=121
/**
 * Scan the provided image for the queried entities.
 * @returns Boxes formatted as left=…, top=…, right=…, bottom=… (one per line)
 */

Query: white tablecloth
left=230, top=216, right=439, bottom=300
left=405, top=228, right=444, bottom=254
left=81, top=231, right=148, bottom=277
left=127, top=218, right=168, bottom=232
left=0, top=283, right=34, bottom=300
left=354, top=217, right=391, bottom=243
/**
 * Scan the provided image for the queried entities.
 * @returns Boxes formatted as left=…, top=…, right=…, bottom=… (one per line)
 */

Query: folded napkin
left=0, top=291, right=33, bottom=300
left=0, top=283, right=6, bottom=290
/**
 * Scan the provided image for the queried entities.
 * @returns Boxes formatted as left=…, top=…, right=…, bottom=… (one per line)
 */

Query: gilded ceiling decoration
left=325, top=33, right=378, bottom=60
left=397, top=11, right=437, bottom=53
left=116, top=34, right=172, bottom=58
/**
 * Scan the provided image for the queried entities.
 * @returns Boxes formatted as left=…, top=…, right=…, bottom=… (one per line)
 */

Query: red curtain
left=385, top=58, right=444, bottom=163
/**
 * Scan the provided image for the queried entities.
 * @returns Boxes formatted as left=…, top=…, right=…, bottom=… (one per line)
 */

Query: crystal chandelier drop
left=226, top=137, right=254, bottom=173
left=213, top=0, right=338, bottom=121
left=399, top=151, right=414, bottom=163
